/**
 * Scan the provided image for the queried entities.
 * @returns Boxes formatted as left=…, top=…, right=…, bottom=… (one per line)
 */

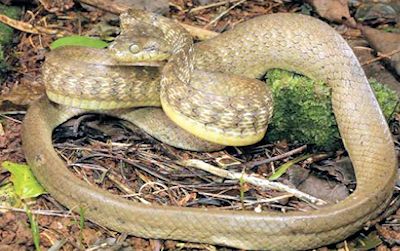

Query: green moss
left=0, top=4, right=21, bottom=81
left=0, top=4, right=21, bottom=46
left=266, top=69, right=399, bottom=150
left=0, top=44, right=6, bottom=75
left=370, top=79, right=399, bottom=119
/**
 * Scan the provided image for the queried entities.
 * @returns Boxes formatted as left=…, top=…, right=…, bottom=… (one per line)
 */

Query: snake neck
left=121, top=9, right=195, bottom=85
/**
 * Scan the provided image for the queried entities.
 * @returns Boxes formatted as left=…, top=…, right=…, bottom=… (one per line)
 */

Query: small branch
left=0, top=205, right=73, bottom=217
left=204, top=0, right=248, bottom=28
left=107, top=171, right=135, bottom=194
left=0, top=114, right=23, bottom=124
left=0, top=14, right=68, bottom=36
left=245, top=145, right=307, bottom=168
left=180, top=159, right=327, bottom=206
left=361, top=48, right=400, bottom=66
left=0, top=111, right=26, bottom=115
left=186, top=0, right=245, bottom=13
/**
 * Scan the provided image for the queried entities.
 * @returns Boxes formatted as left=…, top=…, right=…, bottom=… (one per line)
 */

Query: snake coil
left=22, top=9, right=397, bottom=250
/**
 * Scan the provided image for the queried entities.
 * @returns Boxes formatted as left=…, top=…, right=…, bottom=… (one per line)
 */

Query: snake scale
left=22, top=9, right=397, bottom=250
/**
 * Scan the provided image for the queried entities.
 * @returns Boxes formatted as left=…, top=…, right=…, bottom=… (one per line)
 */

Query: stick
left=0, top=14, right=68, bottom=36
left=78, top=0, right=219, bottom=40
left=245, top=145, right=308, bottom=168
left=205, top=0, right=248, bottom=28
left=180, top=159, right=327, bottom=206
left=361, top=48, right=400, bottom=66
left=0, top=205, right=73, bottom=217
left=186, top=0, right=244, bottom=13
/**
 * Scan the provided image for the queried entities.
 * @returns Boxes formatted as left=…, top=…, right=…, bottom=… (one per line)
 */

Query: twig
left=243, top=194, right=295, bottom=206
left=0, top=111, right=26, bottom=115
left=205, top=0, right=248, bottom=28
left=361, top=48, right=400, bottom=66
left=78, top=0, right=219, bottom=40
left=0, top=14, right=68, bottom=36
left=107, top=171, right=135, bottom=194
left=198, top=191, right=294, bottom=207
left=180, top=159, right=327, bottom=206
left=77, top=153, right=171, bottom=183
left=187, top=0, right=244, bottom=13
left=0, top=114, right=23, bottom=123
left=0, top=205, right=73, bottom=217
left=353, top=46, right=374, bottom=52
left=245, top=145, right=307, bottom=168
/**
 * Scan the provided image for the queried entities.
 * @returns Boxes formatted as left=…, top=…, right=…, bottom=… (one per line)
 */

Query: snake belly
left=22, top=10, right=397, bottom=251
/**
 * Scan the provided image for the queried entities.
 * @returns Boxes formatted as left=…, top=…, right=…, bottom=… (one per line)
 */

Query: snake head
left=109, top=22, right=171, bottom=63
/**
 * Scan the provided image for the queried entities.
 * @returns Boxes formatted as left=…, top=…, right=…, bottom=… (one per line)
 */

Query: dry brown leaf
left=81, top=228, right=101, bottom=246
left=288, top=167, right=349, bottom=203
left=0, top=81, right=44, bottom=106
left=307, top=0, right=354, bottom=24
left=38, top=0, right=75, bottom=13
left=376, top=244, right=390, bottom=251
left=376, top=225, right=400, bottom=243
left=362, top=26, right=400, bottom=76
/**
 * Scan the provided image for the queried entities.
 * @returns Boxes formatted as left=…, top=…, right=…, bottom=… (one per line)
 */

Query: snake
left=22, top=9, right=397, bottom=251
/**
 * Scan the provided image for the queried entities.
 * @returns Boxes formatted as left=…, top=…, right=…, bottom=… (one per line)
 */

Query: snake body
left=22, top=10, right=397, bottom=250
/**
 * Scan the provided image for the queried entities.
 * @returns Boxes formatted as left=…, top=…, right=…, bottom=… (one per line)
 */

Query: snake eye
left=129, top=43, right=140, bottom=54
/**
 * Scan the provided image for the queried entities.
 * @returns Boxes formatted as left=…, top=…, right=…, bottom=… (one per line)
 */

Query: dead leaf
left=376, top=225, right=400, bottom=244
left=350, top=38, right=400, bottom=95
left=38, top=0, right=75, bottom=13
left=376, top=245, right=390, bottom=251
left=307, top=0, right=355, bottom=24
left=288, top=167, right=349, bottom=203
left=362, top=26, right=400, bottom=77
left=355, top=2, right=399, bottom=24
left=177, top=192, right=197, bottom=206
left=312, top=157, right=355, bottom=185
left=81, top=228, right=101, bottom=246
left=130, top=237, right=152, bottom=250
left=0, top=212, right=33, bottom=247
left=0, top=81, right=44, bottom=106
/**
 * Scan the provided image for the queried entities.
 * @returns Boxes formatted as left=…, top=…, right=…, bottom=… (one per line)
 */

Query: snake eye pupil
left=129, top=44, right=140, bottom=54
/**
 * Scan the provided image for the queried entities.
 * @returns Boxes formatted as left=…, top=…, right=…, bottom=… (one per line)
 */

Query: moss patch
left=266, top=69, right=398, bottom=149
left=0, top=4, right=21, bottom=45
left=0, top=4, right=21, bottom=81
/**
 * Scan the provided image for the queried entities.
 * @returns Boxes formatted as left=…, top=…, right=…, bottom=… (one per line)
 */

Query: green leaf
left=50, top=35, right=108, bottom=50
left=268, top=154, right=312, bottom=181
left=2, top=161, right=46, bottom=199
